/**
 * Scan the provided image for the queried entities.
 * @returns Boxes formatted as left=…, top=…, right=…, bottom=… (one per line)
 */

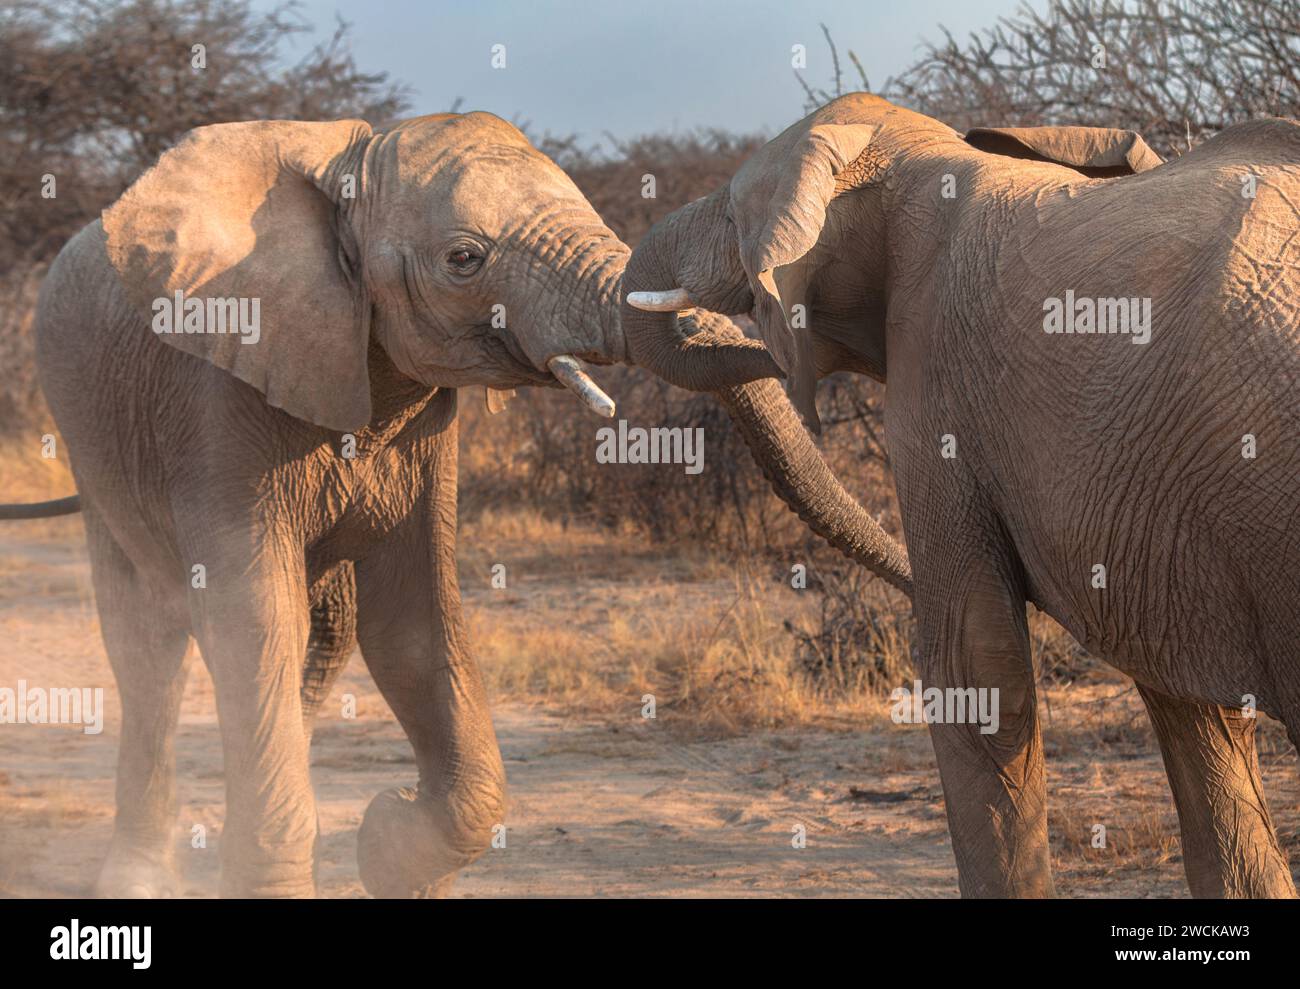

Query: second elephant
left=623, top=93, right=1300, bottom=898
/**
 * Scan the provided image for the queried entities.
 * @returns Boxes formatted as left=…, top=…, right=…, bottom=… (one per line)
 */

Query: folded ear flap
left=103, top=119, right=375, bottom=432
left=964, top=126, right=1164, bottom=176
left=731, top=122, right=877, bottom=432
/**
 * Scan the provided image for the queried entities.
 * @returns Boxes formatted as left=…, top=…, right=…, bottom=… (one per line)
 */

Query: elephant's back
left=1183, top=117, right=1300, bottom=170
left=34, top=219, right=217, bottom=562
left=35, top=220, right=166, bottom=393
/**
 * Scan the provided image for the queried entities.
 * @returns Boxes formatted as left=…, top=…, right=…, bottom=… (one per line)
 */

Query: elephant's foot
left=218, top=874, right=317, bottom=898
left=215, top=824, right=318, bottom=897
left=356, top=786, right=494, bottom=898
left=95, top=842, right=180, bottom=898
left=217, top=848, right=317, bottom=898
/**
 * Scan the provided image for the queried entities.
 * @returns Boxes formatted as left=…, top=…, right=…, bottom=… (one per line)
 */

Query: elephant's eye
left=446, top=248, right=484, bottom=275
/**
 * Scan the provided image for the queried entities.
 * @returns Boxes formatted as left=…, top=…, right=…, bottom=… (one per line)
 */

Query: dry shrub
left=460, top=365, right=809, bottom=550
left=469, top=570, right=795, bottom=729
left=0, top=263, right=50, bottom=438
left=542, top=130, right=765, bottom=247
left=886, top=0, right=1300, bottom=157
left=0, top=0, right=410, bottom=269
left=785, top=554, right=914, bottom=697
left=0, top=261, right=75, bottom=500
left=804, top=2, right=1298, bottom=157
left=656, top=574, right=811, bottom=733
left=1030, top=606, right=1100, bottom=684
left=471, top=562, right=896, bottom=735
left=459, top=360, right=908, bottom=571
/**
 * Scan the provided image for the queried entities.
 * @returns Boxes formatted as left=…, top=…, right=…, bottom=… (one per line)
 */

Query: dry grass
left=457, top=507, right=1264, bottom=897
left=1039, top=677, right=1182, bottom=882
left=1052, top=784, right=1181, bottom=872
left=463, top=507, right=1107, bottom=742
left=469, top=568, right=825, bottom=734
left=3, top=782, right=107, bottom=827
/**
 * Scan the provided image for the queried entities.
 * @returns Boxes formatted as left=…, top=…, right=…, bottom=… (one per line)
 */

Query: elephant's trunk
left=622, top=215, right=912, bottom=595
left=589, top=239, right=633, bottom=366
left=685, top=314, right=912, bottom=596
left=621, top=189, right=784, bottom=391
left=541, top=240, right=629, bottom=415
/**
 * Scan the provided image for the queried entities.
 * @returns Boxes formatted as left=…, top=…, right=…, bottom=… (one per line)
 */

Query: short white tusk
left=546, top=355, right=616, bottom=417
left=626, top=288, right=693, bottom=312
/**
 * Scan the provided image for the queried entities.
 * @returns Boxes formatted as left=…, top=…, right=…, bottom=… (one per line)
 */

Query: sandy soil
left=1, top=521, right=1296, bottom=898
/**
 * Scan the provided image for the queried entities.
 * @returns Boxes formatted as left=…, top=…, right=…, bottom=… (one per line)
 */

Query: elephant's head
left=621, top=94, right=1162, bottom=594
left=624, top=93, right=1163, bottom=427
left=102, top=112, right=639, bottom=429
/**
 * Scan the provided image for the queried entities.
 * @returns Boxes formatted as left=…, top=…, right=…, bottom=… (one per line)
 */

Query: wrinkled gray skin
left=623, top=93, right=1300, bottom=897
left=7, top=111, right=771, bottom=899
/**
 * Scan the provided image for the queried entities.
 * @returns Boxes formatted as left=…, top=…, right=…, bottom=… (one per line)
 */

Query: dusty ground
left=1, top=515, right=1297, bottom=898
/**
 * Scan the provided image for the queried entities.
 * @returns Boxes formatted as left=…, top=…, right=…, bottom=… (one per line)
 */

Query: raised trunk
left=622, top=230, right=912, bottom=595
left=621, top=189, right=783, bottom=390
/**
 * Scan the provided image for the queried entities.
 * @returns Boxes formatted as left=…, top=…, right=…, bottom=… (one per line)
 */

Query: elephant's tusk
left=546, top=355, right=616, bottom=418
left=626, top=288, right=693, bottom=312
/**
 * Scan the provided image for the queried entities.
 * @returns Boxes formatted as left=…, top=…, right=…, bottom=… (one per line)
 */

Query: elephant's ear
left=964, top=126, right=1163, bottom=176
left=730, top=122, right=878, bottom=432
left=103, top=119, right=375, bottom=432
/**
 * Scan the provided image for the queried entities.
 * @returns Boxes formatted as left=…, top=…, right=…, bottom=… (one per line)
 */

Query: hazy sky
left=287, top=0, right=1037, bottom=144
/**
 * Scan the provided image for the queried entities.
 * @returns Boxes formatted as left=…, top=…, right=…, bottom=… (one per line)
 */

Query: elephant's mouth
left=481, top=329, right=555, bottom=385
left=490, top=327, right=618, bottom=417
left=564, top=349, right=618, bottom=367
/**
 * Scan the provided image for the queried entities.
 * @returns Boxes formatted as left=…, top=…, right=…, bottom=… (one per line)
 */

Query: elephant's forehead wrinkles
left=404, top=143, right=538, bottom=184
left=370, top=150, right=582, bottom=241
left=502, top=203, right=616, bottom=243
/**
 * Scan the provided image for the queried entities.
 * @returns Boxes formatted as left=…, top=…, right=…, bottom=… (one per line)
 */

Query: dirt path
left=318, top=704, right=958, bottom=898
left=3, top=525, right=1296, bottom=898
left=3, top=653, right=961, bottom=898
left=0, top=525, right=956, bottom=898
left=2, top=682, right=962, bottom=898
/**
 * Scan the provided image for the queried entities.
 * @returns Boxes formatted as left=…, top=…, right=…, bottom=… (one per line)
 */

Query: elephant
left=620, top=92, right=1300, bottom=898
left=0, top=110, right=774, bottom=899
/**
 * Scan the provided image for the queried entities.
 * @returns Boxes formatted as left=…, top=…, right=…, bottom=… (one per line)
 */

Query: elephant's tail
left=0, top=495, right=82, bottom=519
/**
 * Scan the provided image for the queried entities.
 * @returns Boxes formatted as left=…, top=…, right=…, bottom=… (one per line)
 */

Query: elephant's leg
left=298, top=561, right=358, bottom=888
left=1137, top=683, right=1295, bottom=897
left=301, top=561, right=358, bottom=740
left=913, top=542, right=1052, bottom=897
left=185, top=526, right=316, bottom=898
left=352, top=429, right=506, bottom=898
left=85, top=507, right=192, bottom=898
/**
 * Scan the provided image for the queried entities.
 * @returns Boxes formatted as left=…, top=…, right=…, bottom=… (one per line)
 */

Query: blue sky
left=285, top=0, right=1037, bottom=144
